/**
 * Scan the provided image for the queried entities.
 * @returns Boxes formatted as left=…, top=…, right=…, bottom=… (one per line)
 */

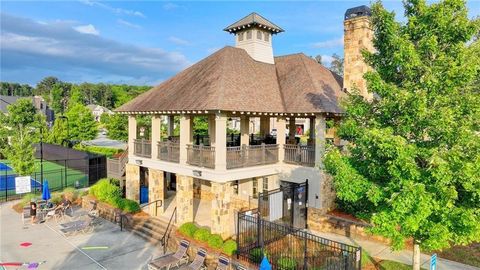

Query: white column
left=240, top=115, right=249, bottom=146
left=215, top=113, right=227, bottom=170
left=179, top=115, right=192, bottom=165
left=151, top=115, right=161, bottom=159
left=260, top=116, right=270, bottom=136
left=167, top=115, right=175, bottom=137
left=315, top=114, right=326, bottom=168
left=128, top=115, right=137, bottom=155
left=276, top=117, right=286, bottom=163
left=208, top=114, right=216, bottom=146
left=288, top=117, right=296, bottom=144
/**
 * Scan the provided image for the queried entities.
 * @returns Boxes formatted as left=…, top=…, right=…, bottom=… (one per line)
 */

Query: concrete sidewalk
left=310, top=229, right=479, bottom=270
left=0, top=201, right=163, bottom=269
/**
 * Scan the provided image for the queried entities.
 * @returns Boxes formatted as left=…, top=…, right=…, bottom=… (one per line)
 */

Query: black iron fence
left=237, top=210, right=362, bottom=270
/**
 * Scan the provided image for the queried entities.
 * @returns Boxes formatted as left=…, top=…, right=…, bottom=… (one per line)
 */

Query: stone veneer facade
left=125, top=164, right=140, bottom=202
left=176, top=175, right=194, bottom=224
left=343, top=15, right=373, bottom=99
left=210, top=182, right=234, bottom=239
left=149, top=168, right=165, bottom=216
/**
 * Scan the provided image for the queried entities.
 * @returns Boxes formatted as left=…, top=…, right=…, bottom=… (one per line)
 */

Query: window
left=246, top=30, right=252, bottom=40
left=238, top=32, right=244, bottom=41
left=252, top=178, right=258, bottom=198
left=264, top=33, right=270, bottom=42
left=263, top=177, right=268, bottom=192
left=257, top=30, right=262, bottom=40
left=234, top=180, right=239, bottom=195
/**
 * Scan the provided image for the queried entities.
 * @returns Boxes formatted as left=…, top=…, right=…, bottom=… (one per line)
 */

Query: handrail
left=160, top=207, right=177, bottom=254
left=140, top=199, right=163, bottom=216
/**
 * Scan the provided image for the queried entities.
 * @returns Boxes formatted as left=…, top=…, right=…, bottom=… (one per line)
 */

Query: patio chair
left=179, top=248, right=207, bottom=270
left=21, top=206, right=31, bottom=225
left=215, top=255, right=230, bottom=270
left=148, top=240, right=190, bottom=270
left=59, top=218, right=94, bottom=236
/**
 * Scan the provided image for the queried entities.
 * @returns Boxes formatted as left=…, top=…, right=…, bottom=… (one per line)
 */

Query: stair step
left=131, top=229, right=164, bottom=246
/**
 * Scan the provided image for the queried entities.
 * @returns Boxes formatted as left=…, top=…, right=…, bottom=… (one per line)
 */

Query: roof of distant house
left=116, top=47, right=344, bottom=115
left=86, top=104, right=112, bottom=113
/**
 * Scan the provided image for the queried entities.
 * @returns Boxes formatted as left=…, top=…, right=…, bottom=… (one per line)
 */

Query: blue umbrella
left=259, top=255, right=272, bottom=270
left=42, top=180, right=51, bottom=201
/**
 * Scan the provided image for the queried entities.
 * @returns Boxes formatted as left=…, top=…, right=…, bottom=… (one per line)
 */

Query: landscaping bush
left=121, top=198, right=140, bottom=213
left=51, top=192, right=63, bottom=205
left=222, top=240, right=237, bottom=256
left=249, top=248, right=264, bottom=263
left=277, top=257, right=296, bottom=270
left=21, top=194, right=38, bottom=207
left=178, top=222, right=198, bottom=237
left=73, top=144, right=123, bottom=158
left=193, top=228, right=211, bottom=242
left=207, top=234, right=223, bottom=249
left=89, top=179, right=121, bottom=202
left=63, top=187, right=78, bottom=201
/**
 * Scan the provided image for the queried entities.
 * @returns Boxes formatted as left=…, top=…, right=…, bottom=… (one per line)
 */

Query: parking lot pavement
left=0, top=201, right=163, bottom=270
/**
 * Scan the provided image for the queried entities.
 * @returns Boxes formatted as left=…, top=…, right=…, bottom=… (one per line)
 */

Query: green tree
left=65, top=103, right=98, bottom=142
left=102, top=114, right=128, bottom=141
left=35, top=76, right=60, bottom=102
left=47, top=116, right=69, bottom=145
left=329, top=53, right=344, bottom=76
left=324, top=1, right=480, bottom=269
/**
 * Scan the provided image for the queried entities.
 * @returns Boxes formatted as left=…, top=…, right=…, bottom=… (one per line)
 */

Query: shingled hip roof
left=116, top=47, right=344, bottom=114
left=223, top=12, right=284, bottom=33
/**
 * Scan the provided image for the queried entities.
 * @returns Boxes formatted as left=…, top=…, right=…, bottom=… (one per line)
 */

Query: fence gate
left=258, top=181, right=308, bottom=229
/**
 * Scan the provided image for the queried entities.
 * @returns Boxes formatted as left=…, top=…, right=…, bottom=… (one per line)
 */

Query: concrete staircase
left=129, top=216, right=172, bottom=246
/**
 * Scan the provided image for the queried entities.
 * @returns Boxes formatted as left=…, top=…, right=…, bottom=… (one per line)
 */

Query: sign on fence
left=430, top=253, right=437, bottom=270
left=15, top=176, right=31, bottom=194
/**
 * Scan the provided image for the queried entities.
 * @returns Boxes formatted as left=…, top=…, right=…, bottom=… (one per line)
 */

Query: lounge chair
left=148, top=240, right=190, bottom=270
left=216, top=255, right=230, bottom=270
left=180, top=249, right=207, bottom=270
left=59, top=218, right=94, bottom=235
left=21, top=206, right=31, bottom=225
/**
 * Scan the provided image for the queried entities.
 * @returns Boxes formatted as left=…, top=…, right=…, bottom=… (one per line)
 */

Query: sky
left=1, top=1, right=479, bottom=86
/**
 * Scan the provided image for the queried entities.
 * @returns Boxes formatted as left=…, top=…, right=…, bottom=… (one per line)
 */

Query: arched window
left=238, top=32, right=244, bottom=41
left=246, top=30, right=252, bottom=39
left=257, top=30, right=262, bottom=40
left=264, top=33, right=270, bottom=42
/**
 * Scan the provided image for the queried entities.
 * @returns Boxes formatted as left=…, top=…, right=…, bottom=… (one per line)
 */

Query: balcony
left=226, top=144, right=279, bottom=169
left=284, top=144, right=315, bottom=167
left=186, top=144, right=215, bottom=169
left=134, top=139, right=151, bottom=158
left=157, top=141, right=180, bottom=163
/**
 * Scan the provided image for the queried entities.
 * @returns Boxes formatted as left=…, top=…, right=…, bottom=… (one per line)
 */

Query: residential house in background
left=0, top=95, right=55, bottom=125
left=116, top=7, right=372, bottom=238
left=87, top=104, right=114, bottom=122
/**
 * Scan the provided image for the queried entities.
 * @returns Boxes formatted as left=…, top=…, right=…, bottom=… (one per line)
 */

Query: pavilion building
left=116, top=7, right=372, bottom=238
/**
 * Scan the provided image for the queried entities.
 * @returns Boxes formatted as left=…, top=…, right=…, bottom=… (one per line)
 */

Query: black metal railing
left=160, top=207, right=177, bottom=254
left=237, top=211, right=362, bottom=270
left=140, top=199, right=163, bottom=216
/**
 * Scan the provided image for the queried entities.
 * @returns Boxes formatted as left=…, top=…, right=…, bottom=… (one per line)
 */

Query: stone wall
left=193, top=179, right=215, bottom=201
left=211, top=182, right=234, bottom=239
left=319, top=173, right=336, bottom=212
left=149, top=168, right=165, bottom=216
left=176, top=175, right=194, bottom=225
left=125, top=164, right=140, bottom=202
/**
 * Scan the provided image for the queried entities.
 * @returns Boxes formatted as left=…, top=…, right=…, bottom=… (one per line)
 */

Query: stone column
left=149, top=168, right=165, bottom=216
left=276, top=117, right=286, bottom=163
left=167, top=115, right=175, bottom=137
left=208, top=114, right=216, bottom=146
left=128, top=115, right=137, bottom=154
left=211, top=182, right=233, bottom=239
left=179, top=115, right=192, bottom=165
left=176, top=175, right=194, bottom=224
left=240, top=115, right=249, bottom=146
left=151, top=115, right=161, bottom=159
left=308, top=117, right=315, bottom=145
left=125, top=164, right=140, bottom=202
left=260, top=116, right=270, bottom=137
left=314, top=114, right=326, bottom=168
left=288, top=117, right=296, bottom=144
left=215, top=113, right=227, bottom=170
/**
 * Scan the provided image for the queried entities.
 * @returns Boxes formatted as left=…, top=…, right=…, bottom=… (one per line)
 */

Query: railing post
left=242, top=145, right=247, bottom=167
left=261, top=143, right=266, bottom=165
left=199, top=144, right=204, bottom=167
left=297, top=145, right=301, bottom=164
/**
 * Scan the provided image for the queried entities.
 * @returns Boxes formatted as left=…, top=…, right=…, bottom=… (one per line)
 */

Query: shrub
left=51, top=192, right=63, bottom=205
left=63, top=187, right=78, bottom=201
left=249, top=248, right=264, bottom=263
left=178, top=222, right=198, bottom=237
left=89, top=179, right=121, bottom=202
left=121, top=199, right=140, bottom=213
left=193, top=228, right=211, bottom=242
left=207, top=234, right=223, bottom=249
left=222, top=240, right=237, bottom=256
left=277, top=257, right=296, bottom=270
left=73, top=144, right=122, bottom=158
left=21, top=194, right=38, bottom=207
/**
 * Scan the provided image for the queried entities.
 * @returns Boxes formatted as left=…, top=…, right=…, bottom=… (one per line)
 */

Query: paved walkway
left=0, top=201, right=163, bottom=269
left=310, top=229, right=479, bottom=270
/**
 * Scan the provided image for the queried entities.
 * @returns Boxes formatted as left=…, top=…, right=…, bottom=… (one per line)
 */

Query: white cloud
left=1, top=13, right=190, bottom=85
left=80, top=0, right=146, bottom=18
left=73, top=24, right=100, bottom=35
left=117, top=19, right=141, bottom=29
left=311, top=37, right=344, bottom=48
left=168, top=36, right=190, bottom=46
left=320, top=55, right=335, bottom=66
left=163, top=3, right=180, bottom=10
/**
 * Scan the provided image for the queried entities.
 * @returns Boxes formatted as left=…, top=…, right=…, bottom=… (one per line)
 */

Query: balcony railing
left=284, top=144, right=315, bottom=167
left=187, top=144, right=215, bottom=169
left=226, top=144, right=279, bottom=169
left=157, top=141, right=180, bottom=163
left=133, top=139, right=151, bottom=158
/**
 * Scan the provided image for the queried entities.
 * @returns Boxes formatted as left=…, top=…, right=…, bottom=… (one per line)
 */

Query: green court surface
left=0, top=159, right=88, bottom=199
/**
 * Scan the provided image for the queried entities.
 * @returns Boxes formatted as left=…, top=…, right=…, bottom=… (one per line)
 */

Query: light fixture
left=135, top=160, right=143, bottom=165
left=193, top=170, right=202, bottom=177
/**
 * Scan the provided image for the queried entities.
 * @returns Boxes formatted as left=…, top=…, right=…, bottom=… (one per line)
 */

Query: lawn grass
left=0, top=159, right=88, bottom=198
left=436, top=243, right=480, bottom=267
left=362, top=250, right=426, bottom=270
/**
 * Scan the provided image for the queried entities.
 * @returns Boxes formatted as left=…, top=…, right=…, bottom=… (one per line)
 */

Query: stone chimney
left=224, top=13, right=284, bottom=64
left=343, top=5, right=374, bottom=99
